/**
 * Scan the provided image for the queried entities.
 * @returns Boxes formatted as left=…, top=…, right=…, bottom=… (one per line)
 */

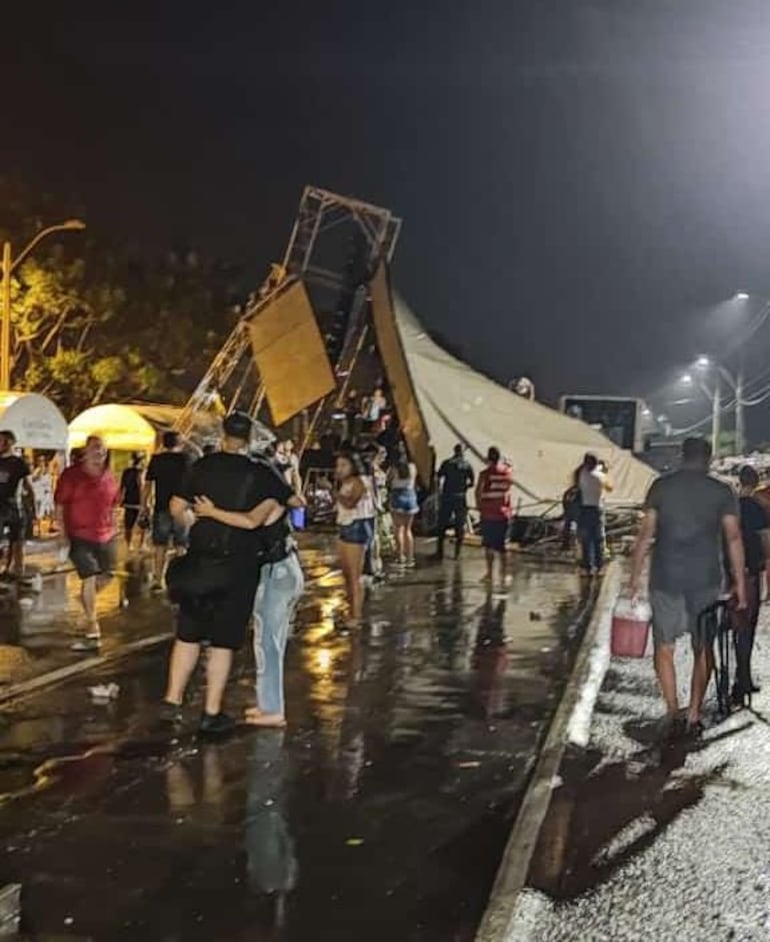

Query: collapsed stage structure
left=176, top=187, right=654, bottom=512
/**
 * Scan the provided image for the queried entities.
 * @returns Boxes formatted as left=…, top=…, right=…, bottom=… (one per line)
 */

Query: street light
left=1, top=219, right=86, bottom=390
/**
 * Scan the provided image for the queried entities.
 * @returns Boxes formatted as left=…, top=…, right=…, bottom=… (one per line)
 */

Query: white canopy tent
left=392, top=297, right=656, bottom=511
left=369, top=263, right=656, bottom=514
left=0, top=392, right=69, bottom=451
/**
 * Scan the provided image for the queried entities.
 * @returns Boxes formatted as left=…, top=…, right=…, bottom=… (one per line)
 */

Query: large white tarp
left=391, top=295, right=655, bottom=513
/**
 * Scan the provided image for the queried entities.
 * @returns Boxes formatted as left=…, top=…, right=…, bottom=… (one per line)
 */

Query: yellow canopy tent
left=69, top=404, right=158, bottom=452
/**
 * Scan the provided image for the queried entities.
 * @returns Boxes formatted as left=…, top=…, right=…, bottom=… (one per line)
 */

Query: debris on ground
left=88, top=683, right=119, bottom=702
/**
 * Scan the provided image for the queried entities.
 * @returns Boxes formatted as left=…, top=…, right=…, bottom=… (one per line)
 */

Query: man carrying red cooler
left=630, top=437, right=746, bottom=738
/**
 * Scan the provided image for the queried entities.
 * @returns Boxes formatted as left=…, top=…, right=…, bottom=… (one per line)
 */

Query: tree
left=1, top=178, right=247, bottom=417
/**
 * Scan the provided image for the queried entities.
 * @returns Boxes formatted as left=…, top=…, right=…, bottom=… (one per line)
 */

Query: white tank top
left=337, top=476, right=376, bottom=525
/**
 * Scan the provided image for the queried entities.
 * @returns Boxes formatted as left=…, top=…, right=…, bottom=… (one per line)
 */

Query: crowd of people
left=6, top=398, right=763, bottom=746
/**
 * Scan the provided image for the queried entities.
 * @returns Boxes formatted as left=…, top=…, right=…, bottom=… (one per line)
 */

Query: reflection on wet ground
left=0, top=547, right=592, bottom=941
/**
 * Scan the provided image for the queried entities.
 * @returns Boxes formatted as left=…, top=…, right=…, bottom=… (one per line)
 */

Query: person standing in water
left=388, top=443, right=418, bottom=568
left=335, top=450, right=375, bottom=628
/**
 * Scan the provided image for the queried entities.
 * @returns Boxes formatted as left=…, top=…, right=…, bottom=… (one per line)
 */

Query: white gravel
left=511, top=612, right=770, bottom=942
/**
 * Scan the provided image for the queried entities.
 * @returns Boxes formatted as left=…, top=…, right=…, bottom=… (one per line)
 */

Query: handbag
left=165, top=466, right=256, bottom=602
left=166, top=553, right=234, bottom=602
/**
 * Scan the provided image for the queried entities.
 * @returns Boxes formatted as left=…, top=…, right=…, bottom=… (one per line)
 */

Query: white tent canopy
left=0, top=392, right=69, bottom=451
left=389, top=294, right=656, bottom=513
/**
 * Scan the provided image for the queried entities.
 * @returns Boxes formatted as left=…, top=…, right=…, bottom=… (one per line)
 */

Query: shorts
left=0, top=503, right=23, bottom=544
left=124, top=507, right=140, bottom=533
left=177, top=561, right=260, bottom=651
left=480, top=519, right=509, bottom=553
left=650, top=586, right=722, bottom=649
left=338, top=518, right=374, bottom=546
left=70, top=538, right=117, bottom=580
left=390, top=489, right=419, bottom=515
left=152, top=510, right=189, bottom=549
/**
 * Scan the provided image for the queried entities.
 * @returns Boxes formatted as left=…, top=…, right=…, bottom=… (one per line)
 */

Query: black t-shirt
left=120, top=467, right=142, bottom=506
left=740, top=495, right=768, bottom=574
left=147, top=452, right=190, bottom=513
left=176, top=452, right=293, bottom=557
left=0, top=455, right=30, bottom=505
left=438, top=456, right=474, bottom=500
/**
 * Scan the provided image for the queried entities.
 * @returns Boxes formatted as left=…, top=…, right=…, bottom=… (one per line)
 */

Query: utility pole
left=735, top=369, right=745, bottom=456
left=711, top=376, right=721, bottom=457
left=0, top=242, right=11, bottom=391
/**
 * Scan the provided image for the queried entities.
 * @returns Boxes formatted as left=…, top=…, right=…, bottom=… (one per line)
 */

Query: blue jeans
left=578, top=506, right=604, bottom=572
left=253, top=553, right=304, bottom=716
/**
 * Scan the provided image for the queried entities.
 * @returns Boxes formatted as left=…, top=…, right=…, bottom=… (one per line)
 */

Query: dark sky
left=7, top=0, right=770, bottom=406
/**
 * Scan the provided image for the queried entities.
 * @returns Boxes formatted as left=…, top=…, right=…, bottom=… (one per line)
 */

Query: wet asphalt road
left=0, top=542, right=591, bottom=942
left=517, top=607, right=770, bottom=942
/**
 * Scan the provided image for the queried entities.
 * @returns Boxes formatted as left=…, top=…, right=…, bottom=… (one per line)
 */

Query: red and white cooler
left=611, top=596, right=652, bottom=658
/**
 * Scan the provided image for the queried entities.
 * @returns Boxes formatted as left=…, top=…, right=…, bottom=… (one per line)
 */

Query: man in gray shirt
left=630, top=437, right=746, bottom=734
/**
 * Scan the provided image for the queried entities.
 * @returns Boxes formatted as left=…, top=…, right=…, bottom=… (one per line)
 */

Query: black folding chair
left=698, top=599, right=733, bottom=717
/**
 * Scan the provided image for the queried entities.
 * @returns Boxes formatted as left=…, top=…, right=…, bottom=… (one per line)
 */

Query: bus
left=559, top=395, right=646, bottom=454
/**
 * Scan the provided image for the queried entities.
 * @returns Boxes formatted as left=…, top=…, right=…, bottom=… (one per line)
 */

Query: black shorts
left=70, top=538, right=118, bottom=580
left=176, top=562, right=260, bottom=651
left=124, top=507, right=140, bottom=533
left=480, top=519, right=509, bottom=553
left=0, top=504, right=23, bottom=544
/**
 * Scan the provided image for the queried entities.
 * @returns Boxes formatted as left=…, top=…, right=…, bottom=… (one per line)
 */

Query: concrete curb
left=0, top=631, right=173, bottom=706
left=0, top=566, right=343, bottom=707
left=474, top=561, right=622, bottom=942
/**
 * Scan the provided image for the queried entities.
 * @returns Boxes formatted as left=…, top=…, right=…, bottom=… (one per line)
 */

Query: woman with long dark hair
left=388, top=443, right=418, bottom=568
left=335, top=450, right=375, bottom=628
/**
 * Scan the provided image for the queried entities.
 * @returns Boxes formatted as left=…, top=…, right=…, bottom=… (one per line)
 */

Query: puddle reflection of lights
left=315, top=648, right=334, bottom=674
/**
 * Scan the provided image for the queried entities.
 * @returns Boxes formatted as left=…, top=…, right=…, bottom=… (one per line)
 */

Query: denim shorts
left=338, top=518, right=374, bottom=545
left=70, top=538, right=117, bottom=580
left=152, top=510, right=189, bottom=548
left=390, top=488, right=418, bottom=515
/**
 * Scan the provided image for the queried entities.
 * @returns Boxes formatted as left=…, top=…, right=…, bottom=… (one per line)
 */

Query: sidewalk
left=512, top=604, right=770, bottom=941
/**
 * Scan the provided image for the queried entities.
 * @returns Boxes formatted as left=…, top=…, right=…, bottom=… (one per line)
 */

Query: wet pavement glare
left=0, top=545, right=592, bottom=941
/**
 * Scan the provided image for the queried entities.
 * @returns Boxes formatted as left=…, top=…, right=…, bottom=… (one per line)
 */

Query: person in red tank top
left=475, top=446, right=513, bottom=586
left=55, top=436, right=119, bottom=652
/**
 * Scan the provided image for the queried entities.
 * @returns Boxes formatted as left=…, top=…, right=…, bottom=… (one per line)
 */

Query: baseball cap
left=223, top=411, right=253, bottom=441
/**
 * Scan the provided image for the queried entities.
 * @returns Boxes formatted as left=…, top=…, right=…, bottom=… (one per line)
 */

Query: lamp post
left=687, top=357, right=743, bottom=456
left=1, top=219, right=86, bottom=390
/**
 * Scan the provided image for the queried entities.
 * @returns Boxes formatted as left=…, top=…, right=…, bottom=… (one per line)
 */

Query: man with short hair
left=0, top=430, right=35, bottom=578
left=162, top=412, right=295, bottom=736
left=435, top=444, right=475, bottom=560
left=54, top=435, right=119, bottom=651
left=475, top=446, right=513, bottom=585
left=630, top=437, right=746, bottom=735
left=143, top=430, right=190, bottom=591
left=577, top=452, right=612, bottom=575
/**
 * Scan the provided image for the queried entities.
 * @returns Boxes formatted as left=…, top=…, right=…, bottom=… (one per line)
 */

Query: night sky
left=7, top=0, right=770, bottom=412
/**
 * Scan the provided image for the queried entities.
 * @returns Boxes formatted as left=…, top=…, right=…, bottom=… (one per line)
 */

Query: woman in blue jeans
left=194, top=494, right=304, bottom=728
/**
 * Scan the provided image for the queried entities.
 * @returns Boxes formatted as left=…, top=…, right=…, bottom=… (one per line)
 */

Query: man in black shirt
left=0, top=430, right=35, bottom=577
left=734, top=465, right=769, bottom=702
left=143, top=430, right=190, bottom=590
left=163, top=412, right=293, bottom=736
left=435, top=444, right=475, bottom=560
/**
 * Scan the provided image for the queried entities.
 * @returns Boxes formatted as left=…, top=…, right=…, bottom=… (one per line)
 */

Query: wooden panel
left=369, top=263, right=433, bottom=486
left=248, top=281, right=335, bottom=427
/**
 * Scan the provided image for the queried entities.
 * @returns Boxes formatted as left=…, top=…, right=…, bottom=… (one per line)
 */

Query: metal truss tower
left=175, top=186, right=401, bottom=439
